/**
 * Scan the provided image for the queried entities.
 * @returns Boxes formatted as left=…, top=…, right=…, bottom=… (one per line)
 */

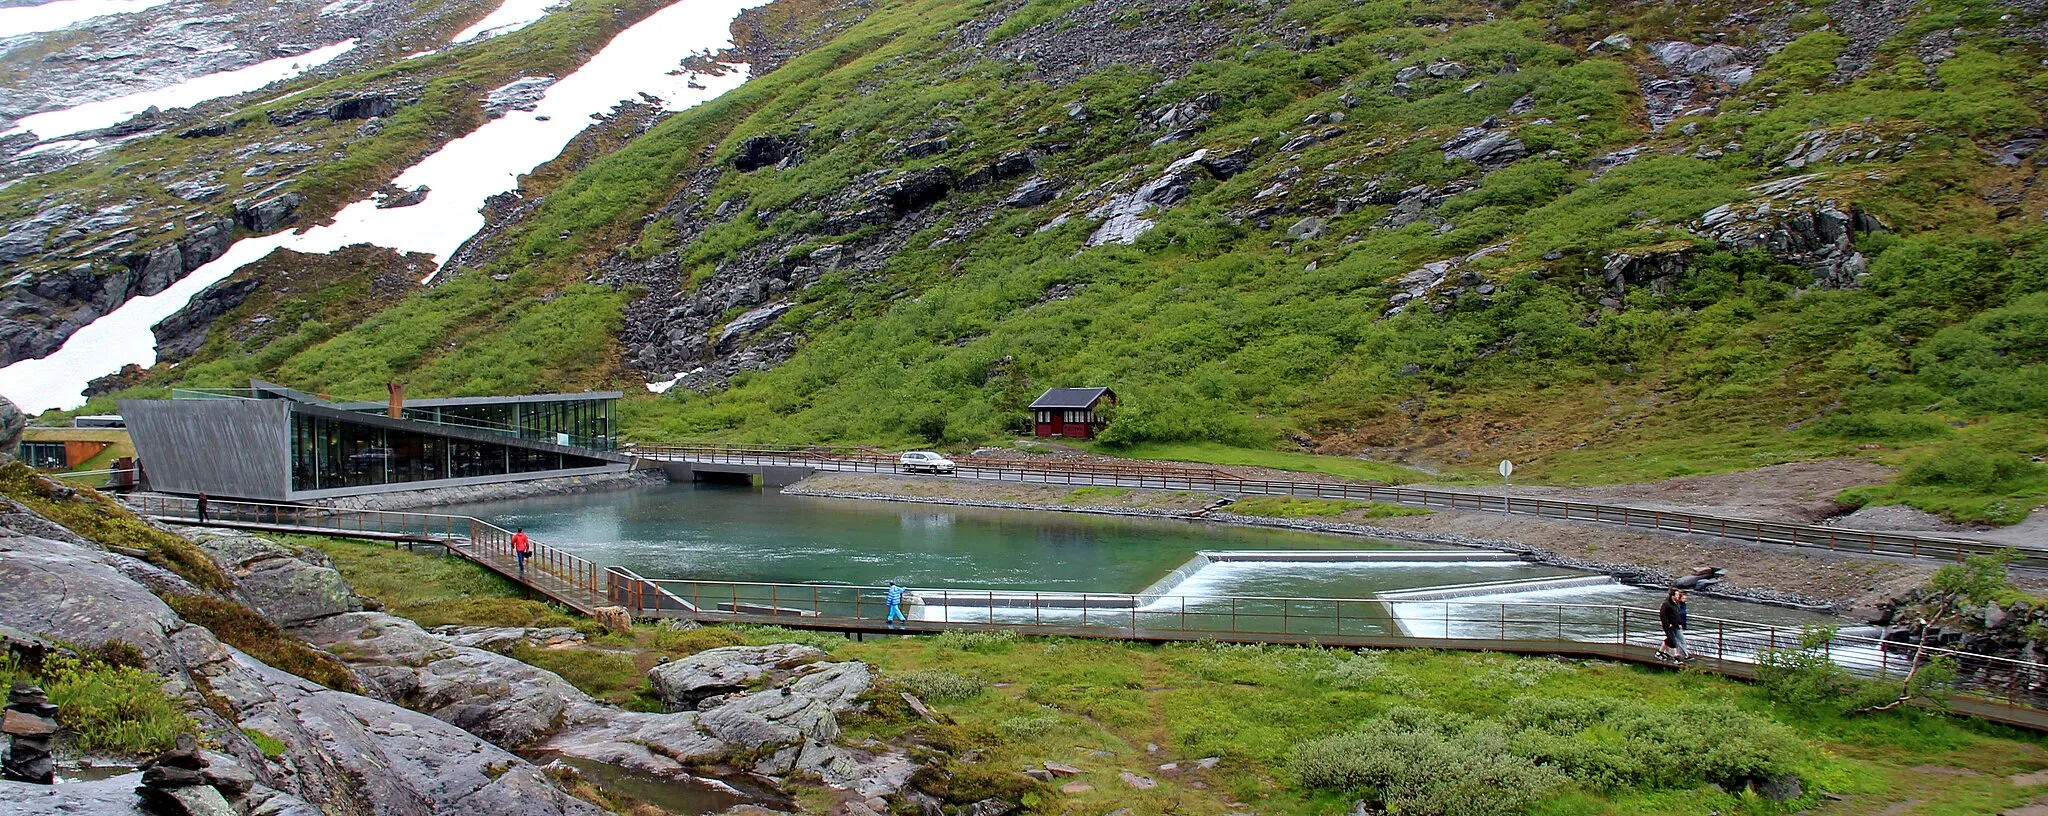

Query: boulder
left=484, top=77, right=555, bottom=119
left=871, top=167, right=959, bottom=214
left=233, top=194, right=304, bottom=233
left=649, top=644, right=827, bottom=710
left=1195, top=148, right=1251, bottom=180
left=328, top=94, right=399, bottom=121
left=1287, top=217, right=1327, bottom=241
left=733, top=135, right=798, bottom=172
left=0, top=395, right=21, bottom=461
left=186, top=530, right=360, bottom=628
left=1000, top=176, right=1061, bottom=208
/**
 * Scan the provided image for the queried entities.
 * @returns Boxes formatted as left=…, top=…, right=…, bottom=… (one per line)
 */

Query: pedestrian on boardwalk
left=886, top=580, right=908, bottom=629
left=511, top=528, right=531, bottom=579
left=1658, top=588, right=1690, bottom=663
left=196, top=493, right=209, bottom=523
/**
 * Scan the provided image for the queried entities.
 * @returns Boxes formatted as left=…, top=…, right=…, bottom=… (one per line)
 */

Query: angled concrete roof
left=1030, top=387, right=1113, bottom=409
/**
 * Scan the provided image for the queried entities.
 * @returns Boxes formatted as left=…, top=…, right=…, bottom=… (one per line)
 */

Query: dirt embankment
left=786, top=472, right=1933, bottom=614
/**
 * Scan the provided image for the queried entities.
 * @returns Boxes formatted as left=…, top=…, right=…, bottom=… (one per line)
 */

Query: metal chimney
left=387, top=382, right=404, bottom=418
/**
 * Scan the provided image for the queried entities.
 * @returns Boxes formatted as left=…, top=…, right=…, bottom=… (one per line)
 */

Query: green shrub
left=1898, top=449, right=2040, bottom=491
left=898, top=669, right=985, bottom=702
left=1290, top=707, right=1564, bottom=816
left=996, top=708, right=1068, bottom=741
left=648, top=623, right=748, bottom=654
left=727, top=623, right=849, bottom=651
left=933, top=630, right=1018, bottom=654
left=1803, top=412, right=1952, bottom=441
left=0, top=652, right=194, bottom=756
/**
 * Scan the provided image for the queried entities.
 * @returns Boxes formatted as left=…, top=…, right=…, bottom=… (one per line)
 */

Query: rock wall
left=312, top=468, right=669, bottom=511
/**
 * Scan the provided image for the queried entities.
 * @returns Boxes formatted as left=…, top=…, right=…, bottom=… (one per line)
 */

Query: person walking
left=885, top=580, right=908, bottom=630
left=195, top=493, right=209, bottom=523
left=511, top=528, right=531, bottom=579
left=1658, top=588, right=1691, bottom=663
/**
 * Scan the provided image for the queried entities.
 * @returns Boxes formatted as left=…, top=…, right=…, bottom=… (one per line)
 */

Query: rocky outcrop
left=648, top=644, right=829, bottom=710
left=151, top=276, right=263, bottom=363
left=0, top=525, right=606, bottom=816
left=234, top=194, right=306, bottom=233
left=1084, top=149, right=1213, bottom=246
left=181, top=525, right=910, bottom=804
left=0, top=216, right=234, bottom=367
left=486, top=78, right=557, bottom=120
left=734, top=134, right=801, bottom=172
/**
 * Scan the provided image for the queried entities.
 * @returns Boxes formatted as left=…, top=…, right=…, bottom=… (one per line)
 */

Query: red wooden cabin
left=1030, top=387, right=1115, bottom=438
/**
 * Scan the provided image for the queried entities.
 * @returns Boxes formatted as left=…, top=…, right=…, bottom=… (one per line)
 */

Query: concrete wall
left=656, top=460, right=816, bottom=487
left=119, top=398, right=292, bottom=500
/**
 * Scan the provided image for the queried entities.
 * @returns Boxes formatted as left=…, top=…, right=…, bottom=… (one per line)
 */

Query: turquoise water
left=436, top=483, right=1841, bottom=633
left=436, top=483, right=1568, bottom=596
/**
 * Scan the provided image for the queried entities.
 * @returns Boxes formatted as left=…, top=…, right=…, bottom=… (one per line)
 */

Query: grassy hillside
left=79, top=0, right=2048, bottom=522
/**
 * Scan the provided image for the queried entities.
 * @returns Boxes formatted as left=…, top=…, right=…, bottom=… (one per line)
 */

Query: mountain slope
left=71, top=0, right=2048, bottom=522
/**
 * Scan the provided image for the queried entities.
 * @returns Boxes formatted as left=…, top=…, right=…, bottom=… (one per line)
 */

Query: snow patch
left=7, top=40, right=359, bottom=142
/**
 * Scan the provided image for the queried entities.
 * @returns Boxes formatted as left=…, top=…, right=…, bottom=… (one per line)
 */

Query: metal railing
left=603, top=574, right=2048, bottom=717
left=627, top=443, right=1240, bottom=480
left=627, top=445, right=2032, bottom=566
left=117, top=492, right=2048, bottom=726
left=128, top=495, right=603, bottom=598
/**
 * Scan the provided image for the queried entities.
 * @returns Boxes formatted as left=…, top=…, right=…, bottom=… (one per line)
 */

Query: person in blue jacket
left=886, top=580, right=908, bottom=629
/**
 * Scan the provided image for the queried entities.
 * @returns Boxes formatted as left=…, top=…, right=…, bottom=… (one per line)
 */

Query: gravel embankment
left=784, top=473, right=1933, bottom=615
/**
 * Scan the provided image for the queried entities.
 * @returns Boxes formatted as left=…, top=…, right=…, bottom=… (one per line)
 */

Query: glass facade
left=290, top=412, right=610, bottom=493
left=346, top=398, right=614, bottom=451
left=21, top=441, right=67, bottom=469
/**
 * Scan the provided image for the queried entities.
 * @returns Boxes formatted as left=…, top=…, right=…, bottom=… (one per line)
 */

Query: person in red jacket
left=511, top=528, right=531, bottom=578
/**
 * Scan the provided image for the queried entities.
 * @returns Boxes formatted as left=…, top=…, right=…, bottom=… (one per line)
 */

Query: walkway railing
left=603, top=573, right=2048, bottom=722
left=628, top=445, right=2032, bottom=567
left=129, top=494, right=604, bottom=601
left=121, top=491, right=2048, bottom=728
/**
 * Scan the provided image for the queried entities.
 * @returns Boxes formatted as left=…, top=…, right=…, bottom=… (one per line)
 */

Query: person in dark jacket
left=196, top=493, right=209, bottom=523
left=1657, top=588, right=1690, bottom=662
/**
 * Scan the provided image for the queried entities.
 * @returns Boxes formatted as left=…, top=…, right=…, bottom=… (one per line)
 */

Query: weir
left=134, top=494, right=2048, bottom=731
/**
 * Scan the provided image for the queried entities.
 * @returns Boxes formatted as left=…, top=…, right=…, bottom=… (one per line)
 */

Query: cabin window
left=1036, top=410, right=1053, bottom=424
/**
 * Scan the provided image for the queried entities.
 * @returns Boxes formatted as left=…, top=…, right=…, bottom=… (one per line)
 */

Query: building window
left=21, top=442, right=66, bottom=469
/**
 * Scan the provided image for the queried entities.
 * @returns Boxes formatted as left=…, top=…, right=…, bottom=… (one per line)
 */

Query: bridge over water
left=130, top=493, right=2048, bottom=732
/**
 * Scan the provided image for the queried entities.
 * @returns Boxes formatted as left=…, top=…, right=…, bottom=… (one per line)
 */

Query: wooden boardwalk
left=153, top=515, right=610, bottom=614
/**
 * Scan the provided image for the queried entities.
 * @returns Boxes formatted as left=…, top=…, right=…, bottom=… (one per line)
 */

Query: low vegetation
left=163, top=593, right=362, bottom=693
left=0, top=463, right=230, bottom=591
left=0, top=649, right=194, bottom=756
left=1227, top=496, right=1433, bottom=519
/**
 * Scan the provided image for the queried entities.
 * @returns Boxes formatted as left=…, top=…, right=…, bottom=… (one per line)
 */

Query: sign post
left=1498, top=459, right=1514, bottom=516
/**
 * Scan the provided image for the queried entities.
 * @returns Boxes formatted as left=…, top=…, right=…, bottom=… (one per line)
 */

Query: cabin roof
left=1030, top=387, right=1113, bottom=409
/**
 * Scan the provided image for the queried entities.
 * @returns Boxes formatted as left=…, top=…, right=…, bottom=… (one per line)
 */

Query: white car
left=899, top=451, right=956, bottom=474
